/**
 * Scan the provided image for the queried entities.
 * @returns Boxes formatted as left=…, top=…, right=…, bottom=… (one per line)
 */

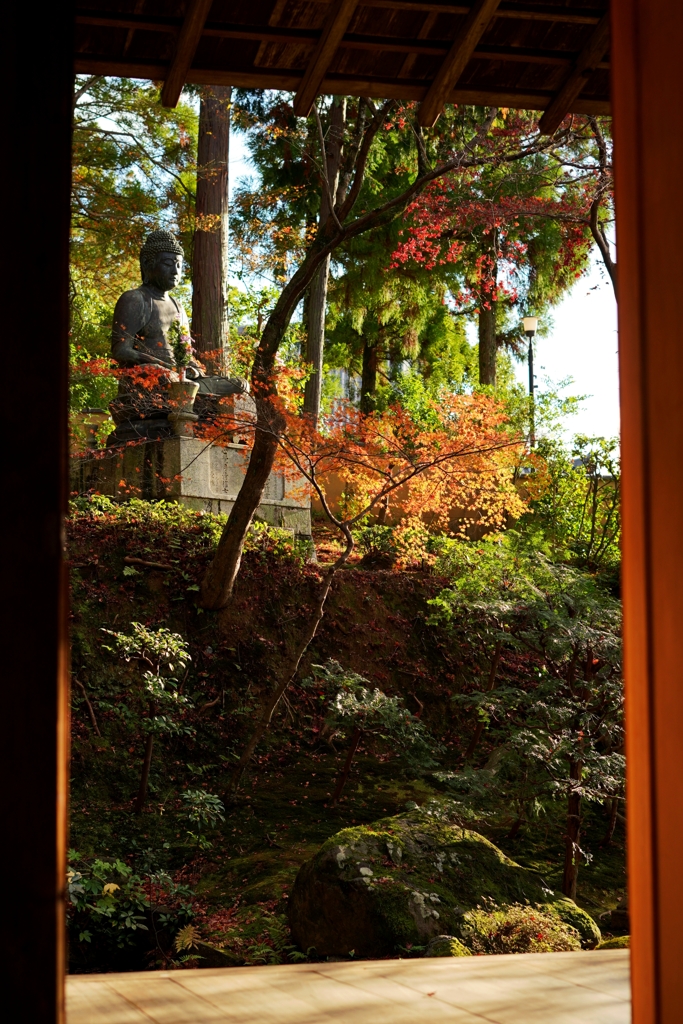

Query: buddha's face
left=147, top=251, right=183, bottom=291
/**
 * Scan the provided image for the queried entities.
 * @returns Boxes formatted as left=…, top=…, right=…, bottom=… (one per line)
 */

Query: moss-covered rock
left=288, top=804, right=590, bottom=958
left=546, top=898, right=601, bottom=948
left=597, top=935, right=630, bottom=949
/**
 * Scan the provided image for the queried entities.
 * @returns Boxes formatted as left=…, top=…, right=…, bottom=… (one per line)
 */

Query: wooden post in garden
left=612, top=2, right=683, bottom=1020
left=192, top=85, right=231, bottom=374
left=0, top=5, right=74, bottom=1022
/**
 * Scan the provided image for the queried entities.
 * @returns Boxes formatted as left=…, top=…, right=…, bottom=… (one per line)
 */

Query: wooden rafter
left=292, top=0, right=359, bottom=117
left=73, top=1, right=610, bottom=117
left=418, top=0, right=503, bottom=128
left=121, top=0, right=146, bottom=56
left=75, top=13, right=609, bottom=68
left=73, top=52, right=610, bottom=116
left=161, top=0, right=214, bottom=108
left=538, top=13, right=610, bottom=134
left=75, top=3, right=605, bottom=27
left=398, top=11, right=437, bottom=79
left=253, top=0, right=288, bottom=69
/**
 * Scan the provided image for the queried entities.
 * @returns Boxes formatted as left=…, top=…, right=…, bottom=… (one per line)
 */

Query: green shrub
left=67, top=852, right=195, bottom=971
left=459, top=903, right=581, bottom=954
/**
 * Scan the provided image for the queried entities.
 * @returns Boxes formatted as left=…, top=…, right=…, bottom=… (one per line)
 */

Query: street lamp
left=522, top=317, right=538, bottom=447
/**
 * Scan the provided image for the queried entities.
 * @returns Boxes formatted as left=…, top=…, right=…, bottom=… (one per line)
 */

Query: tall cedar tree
left=192, top=85, right=231, bottom=372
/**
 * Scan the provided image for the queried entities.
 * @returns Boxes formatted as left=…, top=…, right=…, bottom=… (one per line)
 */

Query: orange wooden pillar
left=612, top=3, right=683, bottom=1022
left=0, top=6, right=74, bottom=1023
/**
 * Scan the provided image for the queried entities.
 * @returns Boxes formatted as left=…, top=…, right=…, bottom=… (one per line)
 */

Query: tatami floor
left=67, top=949, right=630, bottom=1023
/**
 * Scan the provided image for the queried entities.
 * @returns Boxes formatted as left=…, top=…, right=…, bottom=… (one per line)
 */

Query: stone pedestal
left=70, top=437, right=311, bottom=537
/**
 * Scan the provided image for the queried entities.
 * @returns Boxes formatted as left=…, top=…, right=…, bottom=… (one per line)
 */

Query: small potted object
left=168, top=320, right=199, bottom=437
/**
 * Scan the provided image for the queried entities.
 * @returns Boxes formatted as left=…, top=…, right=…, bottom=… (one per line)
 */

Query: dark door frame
left=3, top=2, right=683, bottom=1021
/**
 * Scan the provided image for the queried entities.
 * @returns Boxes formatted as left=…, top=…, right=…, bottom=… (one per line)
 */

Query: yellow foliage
left=175, top=924, right=201, bottom=952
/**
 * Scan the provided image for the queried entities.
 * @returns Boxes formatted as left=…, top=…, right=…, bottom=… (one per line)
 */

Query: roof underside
left=74, top=0, right=610, bottom=130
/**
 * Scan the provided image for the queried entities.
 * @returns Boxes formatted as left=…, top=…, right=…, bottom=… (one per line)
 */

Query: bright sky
left=514, top=257, right=620, bottom=442
left=229, top=131, right=621, bottom=442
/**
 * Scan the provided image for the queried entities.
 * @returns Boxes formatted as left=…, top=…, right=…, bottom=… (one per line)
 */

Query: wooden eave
left=73, top=0, right=611, bottom=127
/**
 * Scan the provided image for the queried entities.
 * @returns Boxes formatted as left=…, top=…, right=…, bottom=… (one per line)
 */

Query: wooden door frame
left=0, top=6, right=74, bottom=1023
left=3, top=2, right=683, bottom=1021
left=612, top=2, right=683, bottom=1022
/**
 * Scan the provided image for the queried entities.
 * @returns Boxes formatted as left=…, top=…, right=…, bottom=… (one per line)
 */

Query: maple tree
left=324, top=220, right=476, bottom=414
left=200, top=102, right=562, bottom=611
left=552, top=115, right=616, bottom=298
left=390, top=111, right=600, bottom=385
left=200, top=386, right=526, bottom=786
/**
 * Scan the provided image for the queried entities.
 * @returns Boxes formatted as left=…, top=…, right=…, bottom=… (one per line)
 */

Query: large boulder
left=288, top=804, right=599, bottom=958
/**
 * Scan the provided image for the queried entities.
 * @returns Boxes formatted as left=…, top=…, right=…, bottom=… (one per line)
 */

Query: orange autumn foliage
left=202, top=383, right=527, bottom=563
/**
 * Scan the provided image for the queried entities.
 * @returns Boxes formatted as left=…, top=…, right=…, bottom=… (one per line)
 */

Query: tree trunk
left=199, top=238, right=335, bottom=611
left=135, top=733, right=154, bottom=814
left=478, top=231, right=498, bottom=386
left=303, top=256, right=330, bottom=422
left=302, top=97, right=346, bottom=423
left=562, top=759, right=582, bottom=899
left=192, top=85, right=231, bottom=374
left=478, top=304, right=497, bottom=386
left=199, top=405, right=283, bottom=609
left=603, top=796, right=619, bottom=846
left=361, top=339, right=378, bottom=414
left=330, top=726, right=362, bottom=805
left=507, top=816, right=523, bottom=840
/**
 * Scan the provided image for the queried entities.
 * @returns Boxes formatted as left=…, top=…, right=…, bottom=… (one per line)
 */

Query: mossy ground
left=67, top=500, right=627, bottom=970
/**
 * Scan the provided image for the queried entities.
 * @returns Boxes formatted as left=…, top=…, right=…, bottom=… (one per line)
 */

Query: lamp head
left=522, top=316, right=538, bottom=338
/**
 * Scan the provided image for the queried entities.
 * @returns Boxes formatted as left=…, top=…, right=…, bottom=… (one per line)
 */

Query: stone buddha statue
left=109, top=229, right=247, bottom=442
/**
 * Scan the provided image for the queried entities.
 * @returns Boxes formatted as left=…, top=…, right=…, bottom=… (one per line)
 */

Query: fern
left=175, top=923, right=201, bottom=952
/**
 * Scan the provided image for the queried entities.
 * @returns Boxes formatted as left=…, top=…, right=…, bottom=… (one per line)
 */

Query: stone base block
left=70, top=437, right=311, bottom=537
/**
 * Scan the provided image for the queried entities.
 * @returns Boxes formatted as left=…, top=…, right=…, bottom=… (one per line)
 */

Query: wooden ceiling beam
left=76, top=14, right=179, bottom=33
left=398, top=10, right=438, bottom=78
left=74, top=55, right=610, bottom=116
left=161, top=0, right=214, bottom=108
left=76, top=13, right=601, bottom=64
left=418, top=0, right=502, bottom=127
left=75, top=19, right=611, bottom=66
left=286, top=0, right=604, bottom=25
left=292, top=0, right=360, bottom=117
left=538, top=12, right=610, bottom=134
left=74, top=2, right=605, bottom=28
left=250, top=0, right=603, bottom=25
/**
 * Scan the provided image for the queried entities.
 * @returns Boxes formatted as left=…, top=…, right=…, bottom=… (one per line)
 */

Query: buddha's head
left=140, top=230, right=184, bottom=291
